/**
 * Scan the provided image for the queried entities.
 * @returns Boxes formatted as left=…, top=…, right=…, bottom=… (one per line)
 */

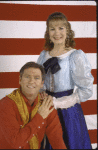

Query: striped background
left=0, top=1, right=97, bottom=149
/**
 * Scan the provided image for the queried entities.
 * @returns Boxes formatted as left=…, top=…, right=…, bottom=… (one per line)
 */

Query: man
left=0, top=62, right=67, bottom=149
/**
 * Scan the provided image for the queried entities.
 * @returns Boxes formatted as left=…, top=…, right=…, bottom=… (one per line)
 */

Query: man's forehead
left=23, top=67, right=41, bottom=75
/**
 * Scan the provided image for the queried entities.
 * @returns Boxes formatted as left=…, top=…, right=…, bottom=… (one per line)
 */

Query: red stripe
left=91, top=69, right=97, bottom=85
left=0, top=69, right=96, bottom=87
left=74, top=38, right=97, bottom=53
left=0, top=70, right=97, bottom=88
left=0, top=38, right=96, bottom=55
left=0, top=3, right=96, bottom=21
left=0, top=72, right=20, bottom=88
left=0, top=39, right=44, bottom=55
left=81, top=100, right=97, bottom=115
left=88, top=129, right=97, bottom=144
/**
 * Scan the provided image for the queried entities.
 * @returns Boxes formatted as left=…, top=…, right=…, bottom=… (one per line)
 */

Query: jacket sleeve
left=0, top=97, right=46, bottom=149
left=45, top=109, right=67, bottom=149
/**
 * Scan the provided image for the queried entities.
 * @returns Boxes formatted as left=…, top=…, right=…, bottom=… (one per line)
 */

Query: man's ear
left=19, top=76, right=21, bottom=85
left=41, top=80, right=44, bottom=88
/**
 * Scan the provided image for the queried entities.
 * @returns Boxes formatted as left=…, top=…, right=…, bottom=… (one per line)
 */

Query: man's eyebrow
left=23, top=74, right=30, bottom=76
left=34, top=75, right=40, bottom=77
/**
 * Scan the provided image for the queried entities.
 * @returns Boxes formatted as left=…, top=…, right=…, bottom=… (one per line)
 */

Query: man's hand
left=38, top=95, right=54, bottom=119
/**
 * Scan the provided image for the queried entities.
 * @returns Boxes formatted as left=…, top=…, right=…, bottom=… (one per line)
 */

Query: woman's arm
left=53, top=50, right=94, bottom=109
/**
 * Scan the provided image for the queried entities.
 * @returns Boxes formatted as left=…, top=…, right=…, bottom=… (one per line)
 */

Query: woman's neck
left=49, top=44, right=72, bottom=57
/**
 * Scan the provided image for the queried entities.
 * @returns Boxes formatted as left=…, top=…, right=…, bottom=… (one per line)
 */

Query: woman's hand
left=38, top=94, right=54, bottom=119
left=39, top=91, right=48, bottom=100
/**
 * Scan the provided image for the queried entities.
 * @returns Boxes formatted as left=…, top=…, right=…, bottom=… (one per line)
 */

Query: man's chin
left=26, top=91, right=38, bottom=96
left=22, top=88, right=39, bottom=97
left=27, top=91, right=35, bottom=95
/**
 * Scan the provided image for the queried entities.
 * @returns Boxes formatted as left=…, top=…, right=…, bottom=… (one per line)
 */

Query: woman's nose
left=55, top=29, right=59, bottom=35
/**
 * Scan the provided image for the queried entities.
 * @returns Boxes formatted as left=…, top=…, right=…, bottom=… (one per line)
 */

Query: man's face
left=19, top=67, right=44, bottom=99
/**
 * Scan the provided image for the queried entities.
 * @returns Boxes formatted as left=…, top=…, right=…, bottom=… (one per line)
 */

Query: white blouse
left=37, top=49, right=94, bottom=108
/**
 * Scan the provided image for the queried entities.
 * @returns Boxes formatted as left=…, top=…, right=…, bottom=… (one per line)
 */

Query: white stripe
left=0, top=21, right=96, bottom=38
left=86, top=53, right=97, bottom=70
left=84, top=115, right=97, bottom=130
left=0, top=84, right=96, bottom=100
left=0, top=53, right=96, bottom=72
left=0, top=88, right=17, bottom=100
left=71, top=21, right=96, bottom=38
left=88, top=84, right=97, bottom=101
left=0, top=55, right=38, bottom=72
left=0, top=1, right=96, bottom=5
left=91, top=143, right=97, bottom=149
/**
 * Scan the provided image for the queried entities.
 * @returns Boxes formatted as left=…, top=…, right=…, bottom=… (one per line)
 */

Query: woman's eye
left=50, top=28, right=55, bottom=31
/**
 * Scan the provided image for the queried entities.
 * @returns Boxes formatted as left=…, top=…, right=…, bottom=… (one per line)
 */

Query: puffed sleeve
left=69, top=50, right=94, bottom=102
left=37, top=50, right=46, bottom=65
left=37, top=50, right=46, bottom=92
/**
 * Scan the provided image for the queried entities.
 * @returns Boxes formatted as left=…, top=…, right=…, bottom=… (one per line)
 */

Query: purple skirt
left=40, top=90, right=92, bottom=149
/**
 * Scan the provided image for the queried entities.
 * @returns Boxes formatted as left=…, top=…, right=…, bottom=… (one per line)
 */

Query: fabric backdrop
left=0, top=1, right=97, bottom=149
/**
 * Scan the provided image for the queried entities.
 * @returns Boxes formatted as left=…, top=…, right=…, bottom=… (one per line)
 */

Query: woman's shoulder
left=70, top=49, right=86, bottom=60
left=39, top=50, right=47, bottom=56
left=37, top=50, right=48, bottom=64
left=69, top=49, right=91, bottom=69
left=70, top=49, right=85, bottom=56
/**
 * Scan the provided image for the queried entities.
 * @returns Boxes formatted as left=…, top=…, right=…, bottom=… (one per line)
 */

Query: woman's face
left=49, top=20, right=67, bottom=46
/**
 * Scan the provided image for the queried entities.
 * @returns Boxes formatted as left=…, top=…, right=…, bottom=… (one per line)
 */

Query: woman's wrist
left=53, top=97, right=57, bottom=109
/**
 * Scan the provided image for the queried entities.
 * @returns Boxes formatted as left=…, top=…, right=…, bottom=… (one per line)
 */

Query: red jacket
left=0, top=94, right=66, bottom=149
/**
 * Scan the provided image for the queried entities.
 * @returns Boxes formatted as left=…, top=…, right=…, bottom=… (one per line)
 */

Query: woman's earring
left=67, top=35, right=69, bottom=39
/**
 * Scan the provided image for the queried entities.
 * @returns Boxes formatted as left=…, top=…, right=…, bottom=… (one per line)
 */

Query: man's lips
left=27, top=85, right=35, bottom=89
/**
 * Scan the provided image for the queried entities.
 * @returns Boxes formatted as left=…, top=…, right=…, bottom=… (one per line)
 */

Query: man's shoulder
left=0, top=96, right=15, bottom=109
left=0, top=96, right=9, bottom=103
left=0, top=96, right=12, bottom=102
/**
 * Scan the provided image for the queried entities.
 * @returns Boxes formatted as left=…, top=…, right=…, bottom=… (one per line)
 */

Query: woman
left=37, top=12, right=94, bottom=149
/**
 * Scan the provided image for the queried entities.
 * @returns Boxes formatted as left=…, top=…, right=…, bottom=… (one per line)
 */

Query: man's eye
left=25, top=76, right=29, bottom=78
left=59, top=27, right=64, bottom=30
left=35, top=77, right=39, bottom=79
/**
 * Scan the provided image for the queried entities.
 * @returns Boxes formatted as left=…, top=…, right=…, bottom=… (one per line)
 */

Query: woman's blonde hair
left=44, top=12, right=76, bottom=51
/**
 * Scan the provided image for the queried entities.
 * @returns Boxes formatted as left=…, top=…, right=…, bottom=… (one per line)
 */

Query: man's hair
left=19, top=62, right=45, bottom=81
left=44, top=12, right=75, bottom=51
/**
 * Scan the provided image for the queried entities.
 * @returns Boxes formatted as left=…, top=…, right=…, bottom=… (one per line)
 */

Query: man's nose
left=29, top=77, right=35, bottom=83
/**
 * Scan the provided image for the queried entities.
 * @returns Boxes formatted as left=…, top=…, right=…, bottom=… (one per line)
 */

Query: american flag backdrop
left=0, top=1, right=97, bottom=149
